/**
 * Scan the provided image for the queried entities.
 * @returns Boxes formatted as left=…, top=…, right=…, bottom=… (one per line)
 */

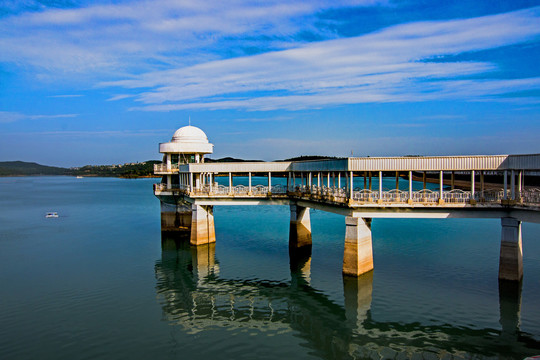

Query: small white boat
left=76, top=176, right=83, bottom=179
left=45, top=212, right=59, bottom=218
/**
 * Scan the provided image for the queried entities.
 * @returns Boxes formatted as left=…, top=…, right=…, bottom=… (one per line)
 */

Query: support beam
left=343, top=217, right=374, bottom=277
left=498, top=217, right=523, bottom=281
left=289, top=205, right=312, bottom=249
left=190, top=204, right=216, bottom=246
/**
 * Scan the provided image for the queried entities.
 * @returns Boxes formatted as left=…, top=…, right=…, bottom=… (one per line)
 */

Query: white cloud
left=0, top=111, right=78, bottom=123
left=95, top=6, right=540, bottom=111
left=0, top=0, right=386, bottom=75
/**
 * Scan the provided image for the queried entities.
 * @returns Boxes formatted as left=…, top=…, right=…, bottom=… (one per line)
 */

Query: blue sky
left=1, top=0, right=540, bottom=167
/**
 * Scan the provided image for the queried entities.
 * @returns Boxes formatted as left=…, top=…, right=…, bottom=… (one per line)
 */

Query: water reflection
left=156, top=234, right=540, bottom=359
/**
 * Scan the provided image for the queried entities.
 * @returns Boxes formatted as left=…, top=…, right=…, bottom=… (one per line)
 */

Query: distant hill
left=0, top=160, right=161, bottom=178
left=0, top=161, right=70, bottom=176
left=281, top=155, right=345, bottom=162
left=205, top=157, right=263, bottom=163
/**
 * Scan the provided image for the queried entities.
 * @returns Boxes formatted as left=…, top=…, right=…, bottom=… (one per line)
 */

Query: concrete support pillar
left=249, top=172, right=252, bottom=195
left=160, top=202, right=192, bottom=232
left=195, top=154, right=200, bottom=163
left=289, top=204, right=312, bottom=249
left=498, top=217, right=523, bottom=281
left=189, top=172, right=193, bottom=192
left=190, top=204, right=216, bottom=246
left=308, top=172, right=312, bottom=192
left=228, top=172, right=232, bottom=195
left=338, top=173, right=341, bottom=188
left=343, top=217, right=374, bottom=277
left=327, top=172, right=331, bottom=188
left=167, top=175, right=172, bottom=189
left=268, top=171, right=272, bottom=194
left=318, top=172, right=321, bottom=188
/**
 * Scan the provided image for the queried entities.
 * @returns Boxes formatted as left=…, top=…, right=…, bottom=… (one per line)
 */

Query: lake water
left=0, top=176, right=539, bottom=360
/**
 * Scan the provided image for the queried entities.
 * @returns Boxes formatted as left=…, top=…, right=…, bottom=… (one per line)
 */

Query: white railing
left=154, top=181, right=540, bottom=206
left=154, top=163, right=179, bottom=173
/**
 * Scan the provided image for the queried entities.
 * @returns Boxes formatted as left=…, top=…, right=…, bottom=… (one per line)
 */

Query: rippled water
left=1, top=176, right=539, bottom=360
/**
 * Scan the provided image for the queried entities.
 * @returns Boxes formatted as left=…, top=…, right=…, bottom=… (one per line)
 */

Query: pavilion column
left=228, top=172, right=233, bottom=195
left=369, top=172, right=372, bottom=190
left=327, top=172, right=331, bottom=188
left=451, top=171, right=455, bottom=190
left=343, top=217, right=373, bottom=277
left=511, top=170, right=516, bottom=200
left=395, top=171, right=399, bottom=190
left=268, top=171, right=272, bottom=195
left=423, top=172, right=427, bottom=189
left=166, top=153, right=172, bottom=171
left=209, top=173, right=213, bottom=193
left=189, top=172, right=193, bottom=192
left=167, top=175, right=172, bottom=190
left=249, top=172, right=253, bottom=195
left=408, top=171, right=413, bottom=204
left=504, top=170, right=508, bottom=200
left=190, top=204, right=216, bottom=246
left=481, top=171, right=485, bottom=200
left=439, top=171, right=444, bottom=204
left=470, top=170, right=476, bottom=204
left=378, top=171, right=383, bottom=204
left=289, top=204, right=312, bottom=249
left=498, top=217, right=523, bottom=281
left=517, top=171, right=523, bottom=201
left=338, top=173, right=341, bottom=188
left=364, top=172, right=367, bottom=189
left=308, top=172, right=312, bottom=193
left=349, top=171, right=354, bottom=200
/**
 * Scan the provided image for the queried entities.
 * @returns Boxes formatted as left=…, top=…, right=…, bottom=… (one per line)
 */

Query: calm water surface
left=1, top=176, right=539, bottom=360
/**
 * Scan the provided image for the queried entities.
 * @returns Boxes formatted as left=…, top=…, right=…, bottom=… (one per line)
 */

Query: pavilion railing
left=154, top=183, right=540, bottom=206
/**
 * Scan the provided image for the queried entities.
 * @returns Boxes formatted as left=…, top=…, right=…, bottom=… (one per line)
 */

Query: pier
left=154, top=126, right=540, bottom=281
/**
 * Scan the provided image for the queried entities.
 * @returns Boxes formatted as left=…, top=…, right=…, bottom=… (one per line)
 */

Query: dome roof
left=171, top=125, right=209, bottom=143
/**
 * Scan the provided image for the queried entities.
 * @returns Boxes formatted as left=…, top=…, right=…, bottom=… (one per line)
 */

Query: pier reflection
left=156, top=234, right=540, bottom=359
